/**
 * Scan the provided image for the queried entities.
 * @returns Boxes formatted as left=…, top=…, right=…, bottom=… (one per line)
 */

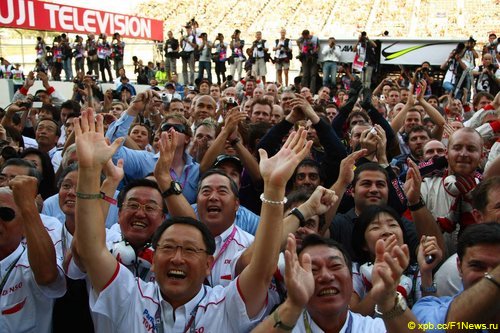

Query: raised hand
left=284, top=234, right=315, bottom=308
left=9, top=175, right=38, bottom=210
left=370, top=238, right=410, bottom=307
left=102, top=157, right=124, bottom=184
left=403, top=158, right=422, bottom=205
left=74, top=108, right=124, bottom=169
left=300, top=186, right=338, bottom=218
left=258, top=128, right=312, bottom=187
left=154, top=130, right=177, bottom=184
left=289, top=94, right=318, bottom=122
left=336, top=149, right=368, bottom=189
left=417, top=235, right=443, bottom=274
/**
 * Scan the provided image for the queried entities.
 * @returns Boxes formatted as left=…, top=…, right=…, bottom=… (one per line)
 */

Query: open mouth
left=318, top=288, right=339, bottom=297
left=207, top=206, right=221, bottom=213
left=131, top=221, right=148, bottom=229
left=167, top=270, right=186, bottom=280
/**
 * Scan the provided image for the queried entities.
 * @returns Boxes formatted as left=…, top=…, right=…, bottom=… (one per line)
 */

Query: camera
left=161, top=92, right=172, bottom=104
left=226, top=97, right=238, bottom=108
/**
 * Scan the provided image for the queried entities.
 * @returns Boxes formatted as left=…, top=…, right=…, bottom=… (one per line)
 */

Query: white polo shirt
left=208, top=224, right=254, bottom=287
left=0, top=244, right=66, bottom=333
left=292, top=310, right=386, bottom=333
left=90, top=263, right=267, bottom=332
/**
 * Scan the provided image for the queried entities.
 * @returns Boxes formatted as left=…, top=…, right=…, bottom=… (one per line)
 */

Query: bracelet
left=76, top=192, right=117, bottom=205
left=408, top=197, right=425, bottom=211
left=420, top=281, right=437, bottom=293
left=484, top=272, right=500, bottom=289
left=260, top=193, right=287, bottom=205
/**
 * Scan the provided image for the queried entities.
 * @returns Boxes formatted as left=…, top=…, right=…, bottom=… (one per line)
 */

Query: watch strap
left=288, top=207, right=306, bottom=227
left=161, top=181, right=182, bottom=198
left=408, top=197, right=425, bottom=211
left=273, top=307, right=295, bottom=331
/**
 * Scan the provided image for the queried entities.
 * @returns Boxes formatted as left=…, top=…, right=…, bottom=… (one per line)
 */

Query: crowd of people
left=0, top=20, right=499, bottom=333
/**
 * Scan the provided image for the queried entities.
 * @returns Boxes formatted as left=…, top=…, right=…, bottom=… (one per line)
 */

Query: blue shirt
left=191, top=203, right=260, bottom=235
left=106, top=112, right=200, bottom=203
left=412, top=295, right=456, bottom=333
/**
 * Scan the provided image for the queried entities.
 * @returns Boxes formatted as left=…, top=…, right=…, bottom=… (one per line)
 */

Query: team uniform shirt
left=433, top=253, right=462, bottom=297
left=0, top=244, right=66, bottom=333
left=292, top=310, right=386, bottom=333
left=207, top=225, right=254, bottom=287
left=89, top=263, right=267, bottom=333
left=192, top=204, right=260, bottom=235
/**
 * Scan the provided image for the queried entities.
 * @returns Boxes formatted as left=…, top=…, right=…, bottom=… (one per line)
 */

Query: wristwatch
left=374, top=292, right=407, bottom=320
left=273, top=308, right=295, bottom=331
left=288, top=207, right=306, bottom=227
left=162, top=181, right=182, bottom=198
left=420, top=282, right=437, bottom=293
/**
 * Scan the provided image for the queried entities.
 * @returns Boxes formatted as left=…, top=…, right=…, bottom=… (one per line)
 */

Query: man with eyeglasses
left=0, top=176, right=66, bottom=332
left=106, top=91, right=200, bottom=203
left=74, top=109, right=313, bottom=332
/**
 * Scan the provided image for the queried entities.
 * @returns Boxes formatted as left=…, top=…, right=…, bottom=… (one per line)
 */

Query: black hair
left=35, top=118, right=62, bottom=137
left=292, top=158, right=322, bottom=182
left=1, top=158, right=42, bottom=183
left=352, top=162, right=389, bottom=187
left=298, top=234, right=352, bottom=275
left=60, top=99, right=81, bottom=114
left=39, top=104, right=61, bottom=123
left=19, top=148, right=58, bottom=199
left=198, top=169, right=239, bottom=198
left=152, top=216, right=216, bottom=255
left=117, top=178, right=166, bottom=212
left=471, top=177, right=500, bottom=214
left=352, top=204, right=413, bottom=264
left=407, top=125, right=431, bottom=140
left=57, top=164, right=79, bottom=188
left=457, top=223, right=500, bottom=261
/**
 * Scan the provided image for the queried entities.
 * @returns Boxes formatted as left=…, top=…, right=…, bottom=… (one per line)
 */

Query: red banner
left=0, top=0, right=164, bottom=40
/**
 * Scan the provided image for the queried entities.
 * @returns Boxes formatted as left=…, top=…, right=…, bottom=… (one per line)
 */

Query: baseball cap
left=213, top=155, right=243, bottom=173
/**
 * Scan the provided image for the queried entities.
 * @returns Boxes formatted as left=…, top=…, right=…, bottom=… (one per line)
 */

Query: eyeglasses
left=122, top=201, right=162, bottom=215
left=0, top=207, right=15, bottom=222
left=156, top=243, right=208, bottom=257
left=161, top=123, right=187, bottom=134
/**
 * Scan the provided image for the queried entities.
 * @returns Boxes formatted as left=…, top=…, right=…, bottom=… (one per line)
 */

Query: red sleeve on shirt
left=46, top=86, right=55, bottom=95
left=101, top=261, right=120, bottom=291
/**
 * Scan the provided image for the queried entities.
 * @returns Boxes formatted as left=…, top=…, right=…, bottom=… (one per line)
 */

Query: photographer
left=353, top=31, right=377, bottom=88
left=179, top=24, right=197, bottom=86
left=473, top=53, right=500, bottom=95
left=164, top=30, right=179, bottom=81
left=321, top=37, right=341, bottom=89
left=111, top=32, right=125, bottom=77
left=35, top=36, right=47, bottom=65
left=85, top=33, right=99, bottom=79
left=197, top=32, right=213, bottom=83
left=97, top=33, right=113, bottom=83
left=413, top=61, right=434, bottom=97
left=60, top=33, right=74, bottom=81
left=229, top=29, right=245, bottom=81
left=482, top=32, right=499, bottom=58
left=440, top=42, right=467, bottom=98
left=213, top=33, right=228, bottom=85
left=297, top=29, right=319, bottom=93
left=73, top=35, right=85, bottom=75
left=251, top=31, right=269, bottom=83
left=273, top=28, right=293, bottom=87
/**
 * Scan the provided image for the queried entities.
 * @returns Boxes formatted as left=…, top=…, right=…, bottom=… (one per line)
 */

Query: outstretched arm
left=74, top=109, right=125, bottom=293
left=11, top=176, right=60, bottom=286
left=239, top=128, right=312, bottom=318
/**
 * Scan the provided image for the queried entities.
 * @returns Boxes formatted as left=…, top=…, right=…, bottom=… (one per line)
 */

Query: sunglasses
left=161, top=123, right=187, bottom=134
left=0, top=207, right=15, bottom=222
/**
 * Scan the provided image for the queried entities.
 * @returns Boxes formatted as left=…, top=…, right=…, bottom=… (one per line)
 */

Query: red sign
left=0, top=0, right=164, bottom=40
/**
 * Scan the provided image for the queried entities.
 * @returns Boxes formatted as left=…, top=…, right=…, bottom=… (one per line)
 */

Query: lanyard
left=0, top=246, right=26, bottom=294
left=155, top=286, right=207, bottom=333
left=170, top=165, right=191, bottom=190
left=303, top=311, right=352, bottom=333
left=210, top=226, right=237, bottom=270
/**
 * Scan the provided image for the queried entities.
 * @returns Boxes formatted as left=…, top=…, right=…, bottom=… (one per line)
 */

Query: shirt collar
left=158, top=284, right=207, bottom=326
left=215, top=224, right=236, bottom=247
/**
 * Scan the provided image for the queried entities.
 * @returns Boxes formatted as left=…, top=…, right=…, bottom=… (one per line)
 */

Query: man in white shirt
left=73, top=109, right=313, bottom=332
left=0, top=177, right=66, bottom=333
left=321, top=37, right=341, bottom=89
